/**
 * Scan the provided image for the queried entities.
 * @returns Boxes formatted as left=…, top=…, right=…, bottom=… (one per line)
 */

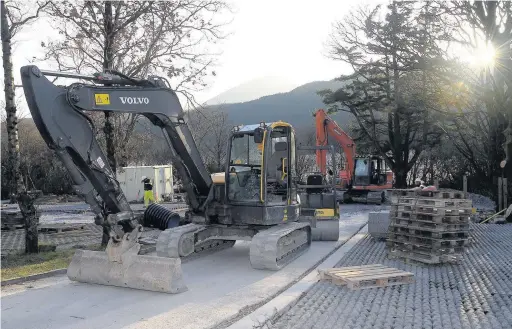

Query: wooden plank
left=320, top=264, right=385, bottom=272
left=499, top=177, right=503, bottom=212
left=504, top=177, right=508, bottom=210
left=343, top=270, right=414, bottom=282
left=341, top=270, right=411, bottom=281
left=329, top=268, right=402, bottom=278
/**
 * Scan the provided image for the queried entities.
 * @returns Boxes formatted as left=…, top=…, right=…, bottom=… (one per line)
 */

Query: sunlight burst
left=468, top=42, right=496, bottom=68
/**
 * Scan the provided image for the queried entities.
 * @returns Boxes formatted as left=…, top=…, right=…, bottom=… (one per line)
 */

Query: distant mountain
left=208, top=79, right=352, bottom=130
left=205, top=76, right=300, bottom=105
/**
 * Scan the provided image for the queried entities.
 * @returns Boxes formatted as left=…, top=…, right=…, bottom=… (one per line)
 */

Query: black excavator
left=20, top=65, right=339, bottom=293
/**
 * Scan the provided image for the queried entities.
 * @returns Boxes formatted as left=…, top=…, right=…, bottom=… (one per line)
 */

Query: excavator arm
left=314, top=109, right=356, bottom=186
left=21, top=65, right=213, bottom=240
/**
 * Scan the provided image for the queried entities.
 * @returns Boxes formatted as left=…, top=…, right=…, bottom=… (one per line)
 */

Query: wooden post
left=463, top=175, right=467, bottom=193
left=434, top=179, right=439, bottom=189
left=498, top=177, right=503, bottom=211
left=503, top=178, right=508, bottom=210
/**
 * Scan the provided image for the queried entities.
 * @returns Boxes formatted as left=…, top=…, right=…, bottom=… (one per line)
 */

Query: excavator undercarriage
left=20, top=65, right=317, bottom=293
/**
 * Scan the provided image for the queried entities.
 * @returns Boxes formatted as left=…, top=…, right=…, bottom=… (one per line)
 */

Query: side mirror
left=254, top=127, right=264, bottom=144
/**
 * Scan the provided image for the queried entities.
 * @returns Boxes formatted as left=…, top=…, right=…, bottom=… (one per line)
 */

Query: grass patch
left=1, top=244, right=104, bottom=281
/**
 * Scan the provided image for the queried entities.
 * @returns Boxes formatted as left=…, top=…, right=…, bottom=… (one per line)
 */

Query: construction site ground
left=1, top=202, right=188, bottom=254
left=265, top=223, right=512, bottom=329
left=1, top=203, right=376, bottom=329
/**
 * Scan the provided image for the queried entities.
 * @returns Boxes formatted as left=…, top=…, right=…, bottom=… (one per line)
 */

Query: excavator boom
left=20, top=65, right=215, bottom=293
left=315, top=109, right=355, bottom=186
left=22, top=66, right=211, bottom=221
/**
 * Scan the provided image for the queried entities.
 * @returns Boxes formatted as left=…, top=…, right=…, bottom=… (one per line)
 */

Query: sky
left=2, top=0, right=369, bottom=111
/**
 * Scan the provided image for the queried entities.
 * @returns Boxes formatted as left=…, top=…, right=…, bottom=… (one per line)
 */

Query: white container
left=116, top=165, right=173, bottom=203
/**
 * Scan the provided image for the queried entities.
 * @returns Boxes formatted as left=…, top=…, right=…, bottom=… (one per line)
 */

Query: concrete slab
left=1, top=211, right=368, bottom=329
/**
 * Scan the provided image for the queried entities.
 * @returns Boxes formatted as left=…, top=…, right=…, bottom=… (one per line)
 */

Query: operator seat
left=267, top=142, right=288, bottom=185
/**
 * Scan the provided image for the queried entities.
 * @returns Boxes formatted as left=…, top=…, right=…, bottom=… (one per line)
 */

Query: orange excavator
left=314, top=109, right=393, bottom=204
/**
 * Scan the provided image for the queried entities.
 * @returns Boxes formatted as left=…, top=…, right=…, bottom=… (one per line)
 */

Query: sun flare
left=468, top=43, right=496, bottom=67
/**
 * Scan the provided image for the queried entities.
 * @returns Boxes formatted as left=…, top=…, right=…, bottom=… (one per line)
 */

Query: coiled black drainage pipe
left=143, top=204, right=181, bottom=230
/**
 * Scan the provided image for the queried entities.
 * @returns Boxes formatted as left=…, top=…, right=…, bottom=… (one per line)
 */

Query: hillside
left=205, top=76, right=299, bottom=105
left=207, top=79, right=352, bottom=130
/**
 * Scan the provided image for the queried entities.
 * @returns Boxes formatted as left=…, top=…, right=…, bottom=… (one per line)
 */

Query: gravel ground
left=270, top=223, right=512, bottom=329
left=1, top=203, right=187, bottom=253
left=467, top=193, right=496, bottom=211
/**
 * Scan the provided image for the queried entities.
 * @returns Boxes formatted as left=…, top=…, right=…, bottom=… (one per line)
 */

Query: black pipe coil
left=143, top=204, right=181, bottom=230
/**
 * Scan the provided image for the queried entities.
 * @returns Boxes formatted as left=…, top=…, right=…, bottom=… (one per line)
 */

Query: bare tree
left=1, top=0, right=49, bottom=203
left=187, top=108, right=231, bottom=172
left=320, top=2, right=450, bottom=187
left=2, top=0, right=50, bottom=253
left=42, top=0, right=231, bottom=174
left=295, top=127, right=317, bottom=182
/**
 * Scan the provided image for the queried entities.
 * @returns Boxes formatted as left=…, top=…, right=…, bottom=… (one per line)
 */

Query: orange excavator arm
left=315, top=109, right=356, bottom=185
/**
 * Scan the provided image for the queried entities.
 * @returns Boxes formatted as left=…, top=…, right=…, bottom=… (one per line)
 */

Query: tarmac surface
left=0, top=205, right=373, bottom=329
left=269, top=223, right=512, bottom=329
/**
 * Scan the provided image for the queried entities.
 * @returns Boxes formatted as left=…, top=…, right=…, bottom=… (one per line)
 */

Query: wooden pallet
left=38, top=224, right=86, bottom=233
left=390, top=211, right=470, bottom=224
left=318, top=264, right=414, bottom=290
left=391, top=204, right=472, bottom=216
left=389, top=189, right=467, bottom=199
left=387, top=232, right=469, bottom=247
left=1, top=210, right=25, bottom=231
left=397, top=197, right=472, bottom=208
left=388, top=226, right=470, bottom=239
left=388, top=249, right=463, bottom=264
left=386, top=240, right=465, bottom=255
left=389, top=218, right=470, bottom=232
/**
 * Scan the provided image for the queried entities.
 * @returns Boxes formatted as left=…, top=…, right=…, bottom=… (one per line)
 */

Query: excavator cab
left=351, top=155, right=392, bottom=203
left=224, top=122, right=299, bottom=224
left=354, top=156, right=388, bottom=186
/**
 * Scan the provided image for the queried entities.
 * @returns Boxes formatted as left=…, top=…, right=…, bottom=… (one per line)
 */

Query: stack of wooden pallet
left=387, top=189, right=472, bottom=264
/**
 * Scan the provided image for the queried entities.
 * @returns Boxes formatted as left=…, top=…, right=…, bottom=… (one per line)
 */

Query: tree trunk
left=17, top=191, right=39, bottom=253
left=1, top=1, right=23, bottom=203
left=394, top=169, right=408, bottom=188
left=101, top=1, right=115, bottom=246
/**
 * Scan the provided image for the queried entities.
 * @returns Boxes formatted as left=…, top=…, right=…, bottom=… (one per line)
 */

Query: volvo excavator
left=19, top=65, right=337, bottom=294
left=315, top=109, right=393, bottom=204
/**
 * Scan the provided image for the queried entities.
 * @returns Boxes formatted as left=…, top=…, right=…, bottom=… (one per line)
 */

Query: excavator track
left=250, top=222, right=311, bottom=270
left=156, top=224, right=235, bottom=259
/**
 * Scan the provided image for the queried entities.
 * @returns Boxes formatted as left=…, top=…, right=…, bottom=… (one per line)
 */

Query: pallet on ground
left=1, top=210, right=24, bottom=231
left=390, top=211, right=470, bottom=224
left=389, top=218, right=470, bottom=232
left=386, top=240, right=465, bottom=255
left=391, top=204, right=472, bottom=216
left=38, top=224, right=87, bottom=233
left=389, top=189, right=467, bottom=200
left=387, top=232, right=469, bottom=248
left=388, top=225, right=470, bottom=239
left=388, top=248, right=463, bottom=264
left=318, top=264, right=414, bottom=290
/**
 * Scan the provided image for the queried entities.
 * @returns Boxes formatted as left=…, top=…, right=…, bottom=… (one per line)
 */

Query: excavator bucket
left=67, top=226, right=187, bottom=293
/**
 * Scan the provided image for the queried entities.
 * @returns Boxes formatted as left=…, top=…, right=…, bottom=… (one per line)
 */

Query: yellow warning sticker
left=95, top=94, right=110, bottom=105
left=315, top=208, right=335, bottom=217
